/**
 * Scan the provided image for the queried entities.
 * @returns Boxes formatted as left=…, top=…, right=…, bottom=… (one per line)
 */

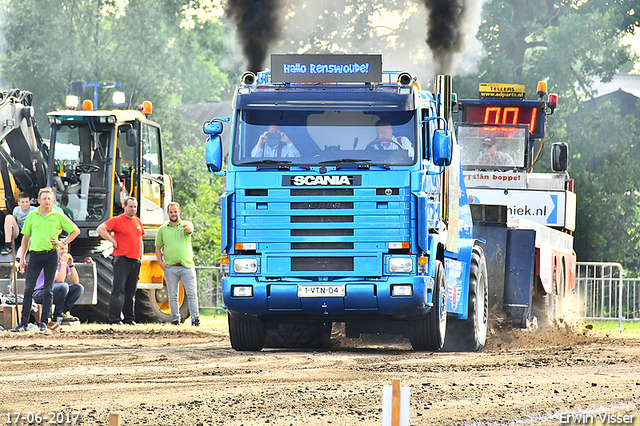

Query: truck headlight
left=231, top=285, right=253, bottom=297
left=389, top=257, right=413, bottom=273
left=391, top=284, right=413, bottom=297
left=233, top=258, right=257, bottom=273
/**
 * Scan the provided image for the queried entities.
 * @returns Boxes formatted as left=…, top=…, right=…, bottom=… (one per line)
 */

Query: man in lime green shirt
left=11, top=187, right=80, bottom=333
left=155, top=202, right=199, bottom=326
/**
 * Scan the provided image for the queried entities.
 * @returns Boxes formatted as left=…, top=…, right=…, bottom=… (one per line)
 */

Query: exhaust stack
left=434, top=75, right=453, bottom=130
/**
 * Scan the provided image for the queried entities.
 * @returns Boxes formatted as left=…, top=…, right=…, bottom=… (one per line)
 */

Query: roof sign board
left=479, top=83, right=526, bottom=100
left=271, top=54, right=383, bottom=84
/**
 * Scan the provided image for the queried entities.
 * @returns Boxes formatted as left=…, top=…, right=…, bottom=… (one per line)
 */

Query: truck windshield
left=51, top=122, right=114, bottom=222
left=232, top=109, right=416, bottom=166
left=457, top=124, right=528, bottom=170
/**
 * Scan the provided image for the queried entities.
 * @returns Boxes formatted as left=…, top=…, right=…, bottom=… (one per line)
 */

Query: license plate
left=297, top=285, right=346, bottom=298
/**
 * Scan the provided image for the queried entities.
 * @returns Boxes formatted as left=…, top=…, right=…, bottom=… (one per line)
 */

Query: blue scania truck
left=205, top=54, right=488, bottom=351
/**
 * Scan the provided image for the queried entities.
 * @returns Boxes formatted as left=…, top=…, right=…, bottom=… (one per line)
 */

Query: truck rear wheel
left=264, top=321, right=332, bottom=349
left=228, top=313, right=267, bottom=351
left=443, top=245, right=488, bottom=352
left=409, top=260, right=446, bottom=351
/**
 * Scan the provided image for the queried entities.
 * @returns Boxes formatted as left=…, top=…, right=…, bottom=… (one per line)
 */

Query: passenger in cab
left=366, top=120, right=413, bottom=158
left=251, top=125, right=301, bottom=158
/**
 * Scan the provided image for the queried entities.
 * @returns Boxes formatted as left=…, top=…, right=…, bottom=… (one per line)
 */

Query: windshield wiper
left=242, top=159, right=292, bottom=165
left=319, top=158, right=371, bottom=165
left=242, top=159, right=293, bottom=170
left=335, top=162, right=391, bottom=170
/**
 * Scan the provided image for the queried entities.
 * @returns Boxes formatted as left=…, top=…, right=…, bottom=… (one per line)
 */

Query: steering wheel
left=365, top=138, right=404, bottom=150
left=75, top=163, right=100, bottom=174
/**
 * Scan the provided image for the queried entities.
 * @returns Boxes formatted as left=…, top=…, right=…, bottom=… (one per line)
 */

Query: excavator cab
left=47, top=111, right=171, bottom=233
left=46, top=106, right=178, bottom=323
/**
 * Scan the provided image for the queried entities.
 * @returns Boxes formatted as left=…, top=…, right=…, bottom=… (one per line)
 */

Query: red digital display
left=463, top=105, right=541, bottom=135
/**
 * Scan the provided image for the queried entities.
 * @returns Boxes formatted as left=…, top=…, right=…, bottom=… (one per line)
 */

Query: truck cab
left=206, top=55, right=488, bottom=351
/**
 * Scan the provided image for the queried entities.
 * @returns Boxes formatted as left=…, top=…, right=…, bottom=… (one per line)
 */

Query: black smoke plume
left=423, top=0, right=466, bottom=74
left=225, top=0, right=282, bottom=73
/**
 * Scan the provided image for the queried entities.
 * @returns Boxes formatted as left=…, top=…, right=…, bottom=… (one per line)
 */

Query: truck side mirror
left=551, top=142, right=568, bottom=172
left=433, top=129, right=452, bottom=166
left=203, top=117, right=229, bottom=173
left=126, top=128, right=137, bottom=147
left=206, top=135, right=223, bottom=173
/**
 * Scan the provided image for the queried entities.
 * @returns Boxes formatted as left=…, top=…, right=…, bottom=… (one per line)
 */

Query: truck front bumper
left=223, top=275, right=435, bottom=321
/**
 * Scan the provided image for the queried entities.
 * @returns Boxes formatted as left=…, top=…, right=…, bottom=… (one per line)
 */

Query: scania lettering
left=292, top=175, right=352, bottom=186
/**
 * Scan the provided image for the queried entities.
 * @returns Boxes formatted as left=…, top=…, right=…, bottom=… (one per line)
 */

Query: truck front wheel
left=443, top=244, right=488, bottom=351
left=228, top=313, right=266, bottom=351
left=409, top=260, right=446, bottom=351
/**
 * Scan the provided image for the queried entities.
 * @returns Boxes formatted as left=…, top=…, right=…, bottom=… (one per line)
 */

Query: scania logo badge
left=283, top=175, right=362, bottom=186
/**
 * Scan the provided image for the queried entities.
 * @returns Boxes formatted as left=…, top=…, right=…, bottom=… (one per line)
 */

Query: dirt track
left=1, top=319, right=639, bottom=426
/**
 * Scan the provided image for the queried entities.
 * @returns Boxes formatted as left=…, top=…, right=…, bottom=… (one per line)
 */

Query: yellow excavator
left=0, top=84, right=190, bottom=323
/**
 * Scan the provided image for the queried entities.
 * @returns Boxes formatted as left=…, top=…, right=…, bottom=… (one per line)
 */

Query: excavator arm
left=0, top=89, right=48, bottom=207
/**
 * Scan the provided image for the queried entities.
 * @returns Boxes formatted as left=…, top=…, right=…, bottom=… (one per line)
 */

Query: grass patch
left=583, top=320, right=640, bottom=334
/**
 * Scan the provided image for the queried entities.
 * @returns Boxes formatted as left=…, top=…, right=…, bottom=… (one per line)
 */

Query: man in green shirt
left=155, top=202, right=200, bottom=326
left=11, top=187, right=80, bottom=333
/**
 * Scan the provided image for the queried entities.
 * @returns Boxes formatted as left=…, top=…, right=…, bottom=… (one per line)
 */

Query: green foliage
left=0, top=0, right=236, bottom=126
left=567, top=99, right=640, bottom=271
left=0, top=0, right=234, bottom=266
left=164, top=143, right=224, bottom=266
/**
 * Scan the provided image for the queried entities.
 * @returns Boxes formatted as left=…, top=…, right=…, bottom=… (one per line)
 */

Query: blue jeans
left=20, top=250, right=58, bottom=325
left=108, top=256, right=141, bottom=323
left=163, top=265, right=199, bottom=323
left=33, top=282, right=84, bottom=319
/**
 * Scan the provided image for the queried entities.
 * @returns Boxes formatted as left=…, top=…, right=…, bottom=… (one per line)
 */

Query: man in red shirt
left=97, top=197, right=144, bottom=325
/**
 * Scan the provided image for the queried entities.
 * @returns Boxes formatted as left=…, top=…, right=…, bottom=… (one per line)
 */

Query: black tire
left=409, top=260, right=447, bottom=351
left=228, top=312, right=267, bottom=351
left=72, top=255, right=113, bottom=323
left=72, top=255, right=189, bottom=323
left=135, top=284, right=190, bottom=323
left=264, top=321, right=332, bottom=349
left=443, top=245, right=488, bottom=352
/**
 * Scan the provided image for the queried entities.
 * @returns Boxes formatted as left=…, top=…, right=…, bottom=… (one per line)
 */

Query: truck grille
left=291, top=257, right=354, bottom=271
left=234, top=172, right=411, bottom=277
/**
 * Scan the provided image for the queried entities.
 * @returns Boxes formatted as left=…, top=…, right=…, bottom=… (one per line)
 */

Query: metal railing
left=195, top=266, right=225, bottom=310
left=575, top=262, right=640, bottom=332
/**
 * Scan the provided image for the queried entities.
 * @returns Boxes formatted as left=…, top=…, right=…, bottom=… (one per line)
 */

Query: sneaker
left=10, top=324, right=27, bottom=333
left=47, top=322, right=60, bottom=331
left=171, top=320, right=180, bottom=326
left=192, top=319, right=200, bottom=327
left=61, top=312, right=78, bottom=322
left=109, top=321, right=123, bottom=326
left=0, top=244, right=12, bottom=255
left=27, top=323, right=39, bottom=332
left=39, top=322, right=47, bottom=333
left=123, top=320, right=137, bottom=326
